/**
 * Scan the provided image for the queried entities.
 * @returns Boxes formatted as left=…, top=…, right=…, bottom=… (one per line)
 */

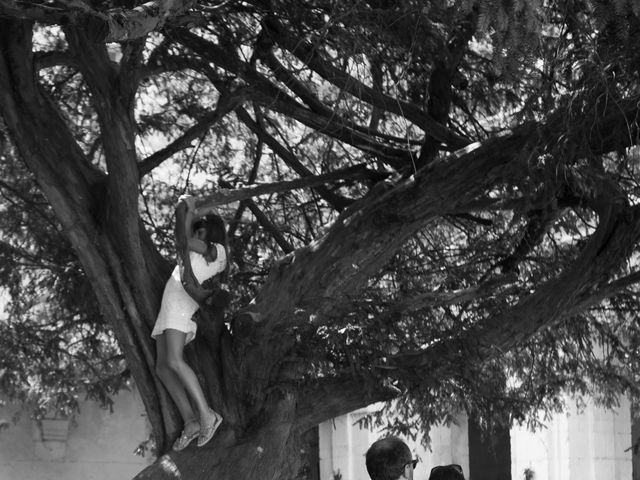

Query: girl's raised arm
left=175, top=197, right=213, bottom=303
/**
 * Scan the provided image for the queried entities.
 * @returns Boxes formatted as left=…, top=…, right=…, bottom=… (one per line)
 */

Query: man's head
left=365, top=436, right=415, bottom=480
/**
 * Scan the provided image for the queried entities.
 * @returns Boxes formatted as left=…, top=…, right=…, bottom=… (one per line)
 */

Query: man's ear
left=401, top=463, right=411, bottom=479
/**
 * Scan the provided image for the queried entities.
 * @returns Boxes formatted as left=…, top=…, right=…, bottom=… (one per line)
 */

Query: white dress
left=151, top=243, right=226, bottom=344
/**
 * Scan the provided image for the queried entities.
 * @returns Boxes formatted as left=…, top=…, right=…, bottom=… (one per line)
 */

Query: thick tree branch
left=417, top=10, right=477, bottom=166
left=298, top=266, right=640, bottom=430
left=568, top=270, right=640, bottom=314
left=67, top=0, right=197, bottom=43
left=193, top=164, right=388, bottom=208
left=0, top=1, right=65, bottom=23
left=262, top=16, right=470, bottom=150
left=118, top=37, right=147, bottom=102
left=249, top=86, right=413, bottom=167
left=368, top=55, right=383, bottom=132
left=34, top=50, right=79, bottom=70
left=386, top=200, right=640, bottom=376
left=247, top=126, right=538, bottom=332
left=294, top=375, right=400, bottom=432
left=221, top=92, right=640, bottom=417
left=64, top=26, right=161, bottom=323
left=298, top=203, right=640, bottom=427
left=168, top=33, right=416, bottom=169
left=244, top=95, right=640, bottom=337
left=261, top=49, right=423, bottom=147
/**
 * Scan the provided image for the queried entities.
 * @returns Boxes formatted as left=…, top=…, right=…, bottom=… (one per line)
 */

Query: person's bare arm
left=175, top=196, right=214, bottom=302
left=176, top=195, right=211, bottom=254
left=188, top=238, right=207, bottom=254
left=174, top=199, right=191, bottom=260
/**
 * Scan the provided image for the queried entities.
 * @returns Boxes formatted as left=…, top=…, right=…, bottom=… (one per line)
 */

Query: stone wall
left=0, top=389, right=151, bottom=480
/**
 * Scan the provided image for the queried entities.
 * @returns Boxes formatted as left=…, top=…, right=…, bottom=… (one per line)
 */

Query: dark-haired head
left=428, top=464, right=465, bottom=480
left=193, top=213, right=227, bottom=247
left=366, top=436, right=413, bottom=480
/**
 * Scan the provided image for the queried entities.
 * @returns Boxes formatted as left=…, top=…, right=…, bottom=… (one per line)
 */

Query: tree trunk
left=3, top=12, right=640, bottom=480
left=0, top=23, right=326, bottom=471
left=134, top=391, right=302, bottom=479
left=0, top=19, right=303, bottom=466
left=0, top=19, right=176, bottom=447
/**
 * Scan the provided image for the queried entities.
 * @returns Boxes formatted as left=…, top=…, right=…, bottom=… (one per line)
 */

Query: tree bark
left=261, top=16, right=470, bottom=149
left=168, top=32, right=415, bottom=168
left=134, top=392, right=302, bottom=480
left=3, top=10, right=640, bottom=480
left=0, top=19, right=174, bottom=447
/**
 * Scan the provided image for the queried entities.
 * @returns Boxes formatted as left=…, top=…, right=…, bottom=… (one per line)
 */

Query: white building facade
left=0, top=390, right=151, bottom=480
left=0, top=388, right=636, bottom=480
left=319, top=398, right=634, bottom=480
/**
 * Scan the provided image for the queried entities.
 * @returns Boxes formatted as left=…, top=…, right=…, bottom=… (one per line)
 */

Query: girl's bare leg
left=155, top=332, right=197, bottom=425
left=163, top=328, right=212, bottom=420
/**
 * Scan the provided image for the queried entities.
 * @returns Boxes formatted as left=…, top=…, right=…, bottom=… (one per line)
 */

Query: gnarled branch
left=262, top=16, right=470, bottom=150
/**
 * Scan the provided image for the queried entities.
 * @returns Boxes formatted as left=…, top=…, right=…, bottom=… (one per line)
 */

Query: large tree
left=1, top=0, right=640, bottom=478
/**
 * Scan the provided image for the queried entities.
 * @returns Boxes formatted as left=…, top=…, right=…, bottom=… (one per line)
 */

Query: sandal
left=197, top=408, right=223, bottom=447
left=172, top=419, right=200, bottom=451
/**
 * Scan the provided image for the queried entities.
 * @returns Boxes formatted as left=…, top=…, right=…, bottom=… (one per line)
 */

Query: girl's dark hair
left=193, top=213, right=226, bottom=246
left=429, top=465, right=465, bottom=480
left=193, top=213, right=229, bottom=280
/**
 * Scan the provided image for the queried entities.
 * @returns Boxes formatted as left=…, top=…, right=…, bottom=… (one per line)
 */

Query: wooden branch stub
left=57, top=0, right=198, bottom=43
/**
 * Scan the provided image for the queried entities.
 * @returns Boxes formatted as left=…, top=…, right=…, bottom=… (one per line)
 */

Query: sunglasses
left=405, top=458, right=419, bottom=469
left=430, top=464, right=463, bottom=475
